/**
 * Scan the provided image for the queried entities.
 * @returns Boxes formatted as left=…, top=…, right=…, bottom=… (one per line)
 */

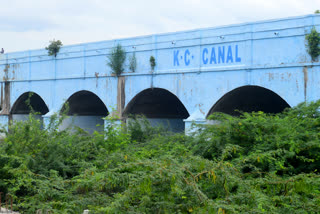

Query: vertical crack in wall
left=303, top=66, right=308, bottom=102
left=117, top=76, right=125, bottom=119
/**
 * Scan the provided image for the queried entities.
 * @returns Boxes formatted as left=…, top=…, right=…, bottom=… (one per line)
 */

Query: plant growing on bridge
left=107, top=44, right=126, bottom=76
left=129, top=52, right=137, bottom=72
left=315, top=10, right=320, bottom=14
left=45, top=39, right=63, bottom=57
left=306, top=27, right=320, bottom=61
left=149, top=55, right=156, bottom=71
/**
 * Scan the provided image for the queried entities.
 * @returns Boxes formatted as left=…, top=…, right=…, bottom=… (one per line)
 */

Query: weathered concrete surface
left=117, top=76, right=126, bottom=119
left=0, top=14, right=319, bottom=132
left=59, top=116, right=105, bottom=133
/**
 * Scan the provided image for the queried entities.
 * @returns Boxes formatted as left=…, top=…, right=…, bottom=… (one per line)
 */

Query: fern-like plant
left=306, top=27, right=320, bottom=61
left=107, top=44, right=126, bottom=76
left=45, top=39, right=63, bottom=57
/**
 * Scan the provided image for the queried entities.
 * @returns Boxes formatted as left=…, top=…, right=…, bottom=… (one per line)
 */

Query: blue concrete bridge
left=0, top=14, right=319, bottom=133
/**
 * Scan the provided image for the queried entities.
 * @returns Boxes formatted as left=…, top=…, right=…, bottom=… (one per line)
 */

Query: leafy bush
left=1, top=101, right=320, bottom=213
left=149, top=56, right=156, bottom=71
left=126, top=115, right=169, bottom=143
left=45, top=40, right=63, bottom=57
left=107, top=44, right=126, bottom=76
left=306, top=27, right=320, bottom=61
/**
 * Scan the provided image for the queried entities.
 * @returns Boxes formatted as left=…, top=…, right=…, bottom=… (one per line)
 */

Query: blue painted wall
left=0, top=14, right=319, bottom=132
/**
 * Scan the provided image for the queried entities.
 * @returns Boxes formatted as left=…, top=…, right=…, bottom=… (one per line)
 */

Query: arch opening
left=123, top=88, right=189, bottom=132
left=207, top=86, right=290, bottom=117
left=60, top=90, right=109, bottom=133
left=10, top=92, right=49, bottom=123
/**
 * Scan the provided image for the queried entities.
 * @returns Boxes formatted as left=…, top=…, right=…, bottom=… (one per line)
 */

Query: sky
left=1, top=0, right=320, bottom=53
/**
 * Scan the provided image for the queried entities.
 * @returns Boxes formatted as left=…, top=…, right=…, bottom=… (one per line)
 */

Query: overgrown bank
left=0, top=101, right=320, bottom=213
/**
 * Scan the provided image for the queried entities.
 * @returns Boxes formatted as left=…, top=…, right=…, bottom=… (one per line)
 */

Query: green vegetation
left=149, top=56, right=156, bottom=71
left=129, top=52, right=137, bottom=72
left=45, top=40, right=63, bottom=57
left=306, top=27, right=320, bottom=61
left=1, top=101, right=320, bottom=213
left=315, top=10, right=320, bottom=14
left=107, top=44, right=126, bottom=76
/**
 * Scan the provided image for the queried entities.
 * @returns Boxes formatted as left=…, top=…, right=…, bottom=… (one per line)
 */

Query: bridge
left=0, top=14, right=319, bottom=133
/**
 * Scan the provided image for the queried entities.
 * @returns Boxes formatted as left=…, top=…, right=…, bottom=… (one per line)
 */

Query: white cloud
left=1, top=0, right=319, bottom=52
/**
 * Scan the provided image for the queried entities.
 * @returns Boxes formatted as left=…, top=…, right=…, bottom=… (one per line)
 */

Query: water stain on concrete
left=303, top=66, right=308, bottom=102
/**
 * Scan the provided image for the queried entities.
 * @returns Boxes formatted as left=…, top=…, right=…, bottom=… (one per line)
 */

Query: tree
left=107, top=44, right=126, bottom=76
left=45, top=39, right=63, bottom=57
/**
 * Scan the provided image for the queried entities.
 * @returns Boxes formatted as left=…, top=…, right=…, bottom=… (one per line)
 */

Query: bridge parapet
left=0, top=14, right=319, bottom=82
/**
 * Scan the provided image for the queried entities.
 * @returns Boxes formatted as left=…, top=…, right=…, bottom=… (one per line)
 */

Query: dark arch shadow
left=207, top=85, right=290, bottom=117
left=61, top=90, right=109, bottom=116
left=11, top=92, right=49, bottom=114
left=60, top=90, right=109, bottom=134
left=123, top=88, right=189, bottom=132
left=123, top=88, right=189, bottom=118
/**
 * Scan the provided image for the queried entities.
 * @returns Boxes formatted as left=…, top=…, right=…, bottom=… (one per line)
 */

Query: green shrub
left=45, top=39, right=63, bottom=57
left=149, top=56, right=156, bottom=71
left=306, top=27, right=320, bottom=61
left=107, top=44, right=126, bottom=76
left=126, top=115, right=168, bottom=143
left=1, top=102, right=320, bottom=213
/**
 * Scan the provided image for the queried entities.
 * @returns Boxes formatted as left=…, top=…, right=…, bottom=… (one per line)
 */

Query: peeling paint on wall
left=268, top=73, right=274, bottom=81
left=3, top=64, right=9, bottom=81
left=95, top=72, right=99, bottom=87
